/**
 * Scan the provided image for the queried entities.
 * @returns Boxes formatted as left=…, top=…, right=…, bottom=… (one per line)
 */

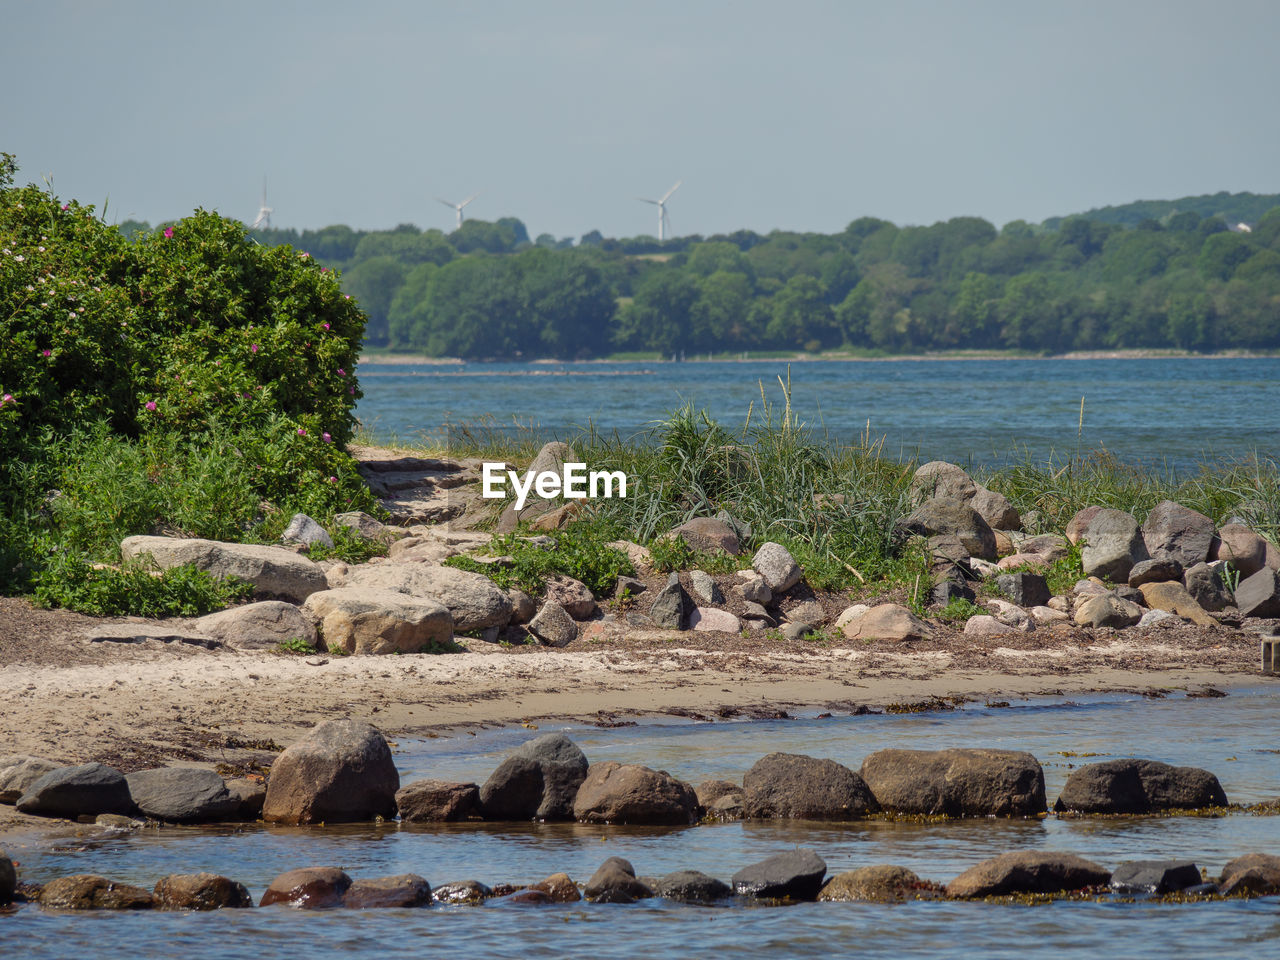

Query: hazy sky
left=4, top=0, right=1278, bottom=240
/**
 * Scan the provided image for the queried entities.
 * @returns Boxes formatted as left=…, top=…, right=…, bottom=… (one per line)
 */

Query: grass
left=444, top=527, right=634, bottom=598
left=32, top=557, right=252, bottom=618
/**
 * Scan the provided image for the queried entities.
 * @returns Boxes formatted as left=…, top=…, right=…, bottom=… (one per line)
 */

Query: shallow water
left=6, top=688, right=1279, bottom=958
left=353, top=356, right=1280, bottom=469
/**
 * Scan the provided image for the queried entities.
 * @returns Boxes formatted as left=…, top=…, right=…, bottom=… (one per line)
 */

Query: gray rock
left=1138, top=609, right=1179, bottom=628
left=261, top=719, right=399, bottom=824
left=1209, top=524, right=1269, bottom=578
left=931, top=580, right=976, bottom=606
left=342, top=562, right=514, bottom=631
left=668, top=517, right=740, bottom=555
left=1110, top=860, right=1202, bottom=894
left=819, top=865, right=935, bottom=902
left=995, top=572, right=1050, bottom=608
left=194, top=601, right=319, bottom=651
left=860, top=748, right=1046, bottom=817
left=120, top=535, right=326, bottom=603
left=572, top=762, right=698, bottom=825
left=543, top=575, right=596, bottom=619
left=1073, top=593, right=1144, bottom=628
left=1184, top=561, right=1233, bottom=612
left=732, top=848, right=827, bottom=900
left=1054, top=758, right=1228, bottom=814
left=281, top=513, right=334, bottom=550
left=743, top=752, right=879, bottom=820
left=1113, top=584, right=1146, bottom=606
left=786, top=599, right=826, bottom=625
left=1127, top=557, right=1184, bottom=587
left=480, top=733, right=589, bottom=821
left=16, top=762, right=133, bottom=818
left=910, top=461, right=978, bottom=503
left=1235, top=567, right=1280, bottom=619
left=1142, top=500, right=1215, bottom=567
left=688, top=569, right=722, bottom=605
left=0, top=850, right=14, bottom=904
left=396, top=780, right=480, bottom=822
left=896, top=498, right=997, bottom=561
left=344, top=874, right=434, bottom=909
left=0, top=756, right=59, bottom=804
left=431, top=880, right=493, bottom=904
left=688, top=607, right=741, bottom=633
left=948, top=851, right=1110, bottom=898
left=647, top=572, right=687, bottom=629
left=334, top=511, right=400, bottom=542
left=752, top=541, right=802, bottom=592
left=225, top=778, right=265, bottom=818
left=733, top=573, right=772, bottom=605
left=584, top=856, right=653, bottom=903
left=740, top=600, right=775, bottom=627
left=781, top=621, right=814, bottom=641
left=528, top=600, right=578, bottom=647
left=1080, top=509, right=1148, bottom=582
left=302, top=587, right=453, bottom=655
left=125, top=767, right=241, bottom=823
left=614, top=575, right=647, bottom=598
left=657, top=870, right=732, bottom=902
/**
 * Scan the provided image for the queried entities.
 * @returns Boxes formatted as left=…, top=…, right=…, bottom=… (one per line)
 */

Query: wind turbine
left=437, top=193, right=479, bottom=230
left=638, top=180, right=681, bottom=242
left=250, top=179, right=272, bottom=230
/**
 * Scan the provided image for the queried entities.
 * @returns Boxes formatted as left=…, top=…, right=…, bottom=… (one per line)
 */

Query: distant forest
left=123, top=191, right=1280, bottom=358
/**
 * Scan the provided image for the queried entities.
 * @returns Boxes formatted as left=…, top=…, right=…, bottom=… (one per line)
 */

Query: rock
left=529, top=501, right=583, bottom=532
left=396, top=780, right=480, bottom=822
left=301, top=587, right=452, bottom=655
left=733, top=573, right=772, bottom=605
left=860, top=748, right=1046, bottom=817
left=752, top=541, right=802, bottom=592
left=1137, top=581, right=1215, bottom=626
left=614, top=575, right=647, bottom=599
left=572, top=762, right=698, bottom=825
left=947, top=851, right=1110, bottom=898
left=964, top=615, right=1021, bottom=640
left=732, top=849, right=827, bottom=900
left=479, top=733, right=589, bottom=821
left=0, top=757, right=58, bottom=804
left=706, top=792, right=745, bottom=820
left=281, top=513, right=334, bottom=550
left=695, top=779, right=743, bottom=810
left=527, top=872, right=580, bottom=902
left=1219, top=853, right=1280, bottom=896
left=669, top=517, right=740, bottom=555
left=0, top=850, right=13, bottom=904
left=1210, top=524, right=1269, bottom=578
left=1073, top=578, right=1109, bottom=597
left=971, top=487, right=1021, bottom=531
left=987, top=598, right=1035, bottom=630
left=785, top=599, right=826, bottom=626
left=1138, top=609, right=1179, bottom=628
left=742, top=752, right=879, bottom=820
left=688, top=607, right=740, bottom=633
left=120, top=535, right=326, bottom=603
left=1065, top=505, right=1105, bottom=545
left=584, top=856, right=654, bottom=903
left=996, top=552, right=1048, bottom=572
left=344, top=874, right=433, bottom=908
left=153, top=873, right=253, bottom=910
left=840, top=603, right=934, bottom=642
left=608, top=540, right=653, bottom=574
left=687, top=569, right=722, bottom=605
left=911, top=461, right=978, bottom=503
left=543, top=575, right=596, bottom=620
left=1073, top=593, right=1144, bottom=628
left=125, top=767, right=241, bottom=823
left=1079, top=509, right=1148, bottom=582
left=262, top=719, right=399, bottom=824
left=1235, top=567, right=1280, bottom=618
left=506, top=588, right=536, bottom=625
left=1184, top=561, right=1233, bottom=612
left=1009, top=533, right=1070, bottom=562
left=657, top=870, right=732, bottom=903
left=194, top=601, right=319, bottom=651
left=1142, top=501, right=1216, bottom=567
left=334, top=511, right=400, bottom=542
left=1031, top=605, right=1069, bottom=625
left=1127, top=557, right=1184, bottom=587
left=932, top=580, right=976, bottom=606
left=1112, top=584, right=1145, bottom=605
left=896, top=498, right=997, bottom=561
left=342, top=563, right=513, bottom=632
left=995, top=572, right=1050, bottom=608
left=528, top=601, right=578, bottom=647
left=16, top=763, right=133, bottom=818
left=39, top=874, right=155, bottom=910
left=225, top=778, right=266, bottom=818
left=1268, top=540, right=1280, bottom=572
left=780, top=621, right=813, bottom=641
left=1047, top=595, right=1071, bottom=612
left=1109, top=860, right=1202, bottom=894
left=647, top=573, right=687, bottom=629
left=1054, top=758, right=1228, bottom=814
left=432, top=880, right=493, bottom=904
left=819, top=865, right=934, bottom=902
left=259, top=867, right=352, bottom=908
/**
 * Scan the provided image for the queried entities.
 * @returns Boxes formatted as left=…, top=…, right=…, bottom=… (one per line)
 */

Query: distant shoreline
left=359, top=348, right=1280, bottom=366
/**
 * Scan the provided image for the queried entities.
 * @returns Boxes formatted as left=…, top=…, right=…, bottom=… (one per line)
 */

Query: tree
left=341, top=256, right=407, bottom=344
left=767, top=275, right=836, bottom=350
left=515, top=248, right=617, bottom=357
left=612, top=269, right=700, bottom=354
left=1198, top=232, right=1256, bottom=281
left=690, top=271, right=755, bottom=349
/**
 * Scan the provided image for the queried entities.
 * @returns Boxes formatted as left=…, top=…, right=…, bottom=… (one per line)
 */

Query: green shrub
left=445, top=526, right=633, bottom=597
left=31, top=555, right=251, bottom=617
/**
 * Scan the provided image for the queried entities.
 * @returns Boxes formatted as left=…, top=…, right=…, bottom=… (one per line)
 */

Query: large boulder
left=527, top=600, right=578, bottom=647
left=0, top=850, right=14, bottom=904
left=656, top=870, right=732, bottom=903
left=572, top=762, right=698, bottom=825
left=301, top=587, right=452, bottom=655
left=120, top=535, right=326, bottom=602
left=743, top=752, right=879, bottom=820
left=344, top=874, right=433, bottom=909
left=584, top=856, right=653, bottom=903
left=153, top=873, right=253, bottom=910
left=839, top=603, right=934, bottom=643
left=259, top=867, right=352, bottom=908
left=39, top=874, right=154, bottom=910
left=911, top=461, right=978, bottom=503
left=647, top=572, right=687, bottom=629
left=859, top=748, right=1046, bottom=817
left=396, top=780, right=480, bottom=822
left=732, top=848, right=827, bottom=900
left=342, top=563, right=514, bottom=632
left=947, top=851, right=1110, bottom=898
left=0, top=756, right=58, bottom=804
left=1073, top=593, right=1144, bottom=628
left=1142, top=501, right=1215, bottom=568
left=479, top=733, right=589, bottom=821
left=896, top=498, right=997, bottom=560
left=1184, top=561, right=1234, bottom=612
left=1219, top=853, right=1280, bottom=897
left=668, top=517, right=740, bottom=555
left=124, top=767, right=241, bottom=823
left=1137, top=581, right=1214, bottom=626
left=16, top=762, right=133, bottom=818
left=281, top=513, right=333, bottom=550
left=752, top=542, right=802, bottom=592
left=1079, top=509, right=1148, bottom=582
left=1109, top=860, right=1202, bottom=894
left=1210, top=524, right=1269, bottom=578
left=543, top=575, right=597, bottom=620
left=1054, top=758, right=1227, bottom=814
left=262, top=720, right=399, bottom=824
left=819, top=865, right=937, bottom=902
left=1235, top=567, right=1280, bottom=619
left=194, top=601, right=319, bottom=651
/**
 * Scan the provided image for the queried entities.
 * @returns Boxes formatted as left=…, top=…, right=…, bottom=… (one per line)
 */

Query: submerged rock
left=396, top=780, right=481, bottom=822
left=153, top=873, right=254, bottom=910
left=947, top=851, right=1110, bottom=898
left=1054, top=758, right=1227, bottom=814
left=344, top=874, right=433, bottom=908
left=40, top=874, right=155, bottom=910
left=584, top=857, right=653, bottom=903
left=259, top=867, right=352, bottom=909
left=859, top=748, right=1046, bottom=817
left=732, top=848, right=827, bottom=900
left=572, top=762, right=698, bottom=825
left=819, top=865, right=938, bottom=902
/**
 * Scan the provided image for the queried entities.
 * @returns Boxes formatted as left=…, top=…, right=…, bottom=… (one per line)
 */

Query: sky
left=4, top=0, right=1279, bottom=241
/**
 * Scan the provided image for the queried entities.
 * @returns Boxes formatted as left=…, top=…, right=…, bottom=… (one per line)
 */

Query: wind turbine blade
left=638, top=197, right=658, bottom=205
left=661, top=180, right=682, bottom=203
left=436, top=197, right=458, bottom=209
left=460, top=194, right=479, bottom=208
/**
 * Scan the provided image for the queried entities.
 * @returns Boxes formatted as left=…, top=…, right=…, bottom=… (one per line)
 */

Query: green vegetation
left=444, top=527, right=634, bottom=598
left=32, top=556, right=252, bottom=618
left=0, top=153, right=379, bottom=614
left=276, top=637, right=317, bottom=655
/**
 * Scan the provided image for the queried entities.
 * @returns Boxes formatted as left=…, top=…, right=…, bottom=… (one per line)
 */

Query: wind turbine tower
left=639, top=181, right=681, bottom=242
left=437, top=194, right=479, bottom=230
left=250, top=179, right=272, bottom=230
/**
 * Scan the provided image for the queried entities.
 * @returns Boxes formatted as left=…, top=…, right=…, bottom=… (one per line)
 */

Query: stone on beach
left=742, top=752, right=879, bottom=820
left=668, top=517, right=741, bottom=555
left=396, top=780, right=481, bottom=822
left=995, top=572, right=1050, bottom=608
left=947, top=851, right=1110, bottom=898
left=859, top=748, right=1047, bottom=817
left=1137, top=580, right=1215, bottom=626
left=1142, top=500, right=1216, bottom=568
left=153, top=873, right=254, bottom=910
left=1054, top=758, right=1227, bottom=814
left=194, top=601, right=319, bottom=651
left=344, top=874, right=433, bottom=909
left=688, top=569, right=723, bottom=605
left=1073, top=593, right=1144, bottom=628
left=732, top=848, right=827, bottom=900
left=543, top=575, right=597, bottom=619
left=479, top=733, right=589, bottom=821
left=1234, top=567, right=1280, bottom=619
left=0, top=756, right=58, bottom=804
left=301, top=587, right=452, bottom=655
left=261, top=719, right=399, bottom=825
left=120, top=535, right=326, bottom=603
left=896, top=498, right=998, bottom=561
left=0, top=850, right=14, bottom=904
left=342, top=562, right=514, bottom=632
left=16, top=762, right=133, bottom=818
left=689, top=606, right=740, bottom=633
left=1127, top=557, right=1184, bottom=587
left=281, top=513, right=333, bottom=550
left=1078, top=509, right=1148, bottom=582
left=40, top=874, right=155, bottom=910
left=964, top=614, right=1022, bottom=640
left=527, top=600, right=578, bottom=646
left=259, top=867, right=352, bottom=908
left=647, top=573, right=687, bottom=629
left=124, top=766, right=241, bottom=823
left=752, top=541, right=802, bottom=592
left=1209, top=524, right=1269, bottom=578
left=839, top=603, right=934, bottom=642
left=1183, top=561, right=1234, bottom=612
left=572, top=762, right=698, bottom=825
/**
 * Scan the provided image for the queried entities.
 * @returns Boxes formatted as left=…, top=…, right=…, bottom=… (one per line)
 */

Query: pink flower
left=327, top=476, right=338, bottom=483
left=348, top=386, right=355, bottom=395
left=322, top=322, right=330, bottom=330
left=60, top=204, right=69, bottom=212
left=163, top=227, right=174, bottom=239
left=336, top=368, right=345, bottom=377
left=299, top=252, right=310, bottom=259
left=322, top=432, right=332, bottom=443
left=250, top=344, right=259, bottom=353
left=0, top=393, right=13, bottom=406
left=297, top=427, right=307, bottom=437
left=344, top=294, right=350, bottom=300
left=41, top=349, right=51, bottom=357
left=320, top=267, right=328, bottom=273
left=144, top=401, right=157, bottom=411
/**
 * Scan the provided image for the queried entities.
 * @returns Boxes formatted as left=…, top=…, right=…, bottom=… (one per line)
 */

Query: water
left=6, top=688, right=1279, bottom=958
left=353, top=357, right=1280, bottom=469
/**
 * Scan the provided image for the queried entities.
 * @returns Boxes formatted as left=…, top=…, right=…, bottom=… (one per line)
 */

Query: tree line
left=117, top=193, right=1280, bottom=358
